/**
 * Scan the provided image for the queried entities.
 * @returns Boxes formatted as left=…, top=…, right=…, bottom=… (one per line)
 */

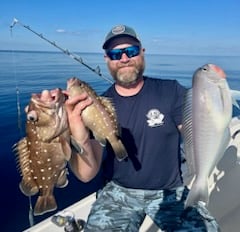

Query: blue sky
left=1, top=0, right=240, bottom=55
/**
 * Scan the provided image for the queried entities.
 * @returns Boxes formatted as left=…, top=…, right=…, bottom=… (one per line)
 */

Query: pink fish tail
left=111, top=140, right=128, bottom=161
left=185, top=178, right=209, bottom=209
left=34, top=195, right=57, bottom=216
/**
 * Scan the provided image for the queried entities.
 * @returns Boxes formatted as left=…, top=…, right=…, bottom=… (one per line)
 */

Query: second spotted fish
left=67, top=77, right=128, bottom=161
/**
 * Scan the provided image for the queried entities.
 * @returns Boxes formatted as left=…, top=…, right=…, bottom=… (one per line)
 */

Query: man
left=65, top=25, right=219, bottom=231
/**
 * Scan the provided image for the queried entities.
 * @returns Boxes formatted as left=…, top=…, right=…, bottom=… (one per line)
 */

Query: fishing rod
left=10, top=18, right=112, bottom=228
left=10, top=18, right=113, bottom=84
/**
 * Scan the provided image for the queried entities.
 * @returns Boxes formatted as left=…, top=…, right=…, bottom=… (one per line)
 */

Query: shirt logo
left=146, top=109, right=164, bottom=127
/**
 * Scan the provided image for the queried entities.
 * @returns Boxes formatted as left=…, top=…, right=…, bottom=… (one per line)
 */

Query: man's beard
left=111, top=61, right=145, bottom=87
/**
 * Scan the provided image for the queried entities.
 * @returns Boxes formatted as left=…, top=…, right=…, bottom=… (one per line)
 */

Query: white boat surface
left=23, top=116, right=240, bottom=232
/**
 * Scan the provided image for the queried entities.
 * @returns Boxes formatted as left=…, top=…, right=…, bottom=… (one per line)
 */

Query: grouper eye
left=27, top=110, right=38, bottom=121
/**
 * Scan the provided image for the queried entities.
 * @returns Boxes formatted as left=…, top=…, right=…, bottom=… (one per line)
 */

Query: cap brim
left=102, top=34, right=140, bottom=49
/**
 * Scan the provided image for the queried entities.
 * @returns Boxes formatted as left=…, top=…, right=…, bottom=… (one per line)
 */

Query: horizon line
left=1, top=49, right=239, bottom=57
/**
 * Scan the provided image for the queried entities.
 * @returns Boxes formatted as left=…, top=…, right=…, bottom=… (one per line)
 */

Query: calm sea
left=1, top=50, right=240, bottom=232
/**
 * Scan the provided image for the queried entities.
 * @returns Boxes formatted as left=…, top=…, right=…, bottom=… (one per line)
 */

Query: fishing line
left=10, top=24, right=23, bottom=138
left=10, top=22, right=35, bottom=228
left=10, top=18, right=113, bottom=84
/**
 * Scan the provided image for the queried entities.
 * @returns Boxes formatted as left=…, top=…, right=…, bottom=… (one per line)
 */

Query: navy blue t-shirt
left=102, top=76, right=186, bottom=190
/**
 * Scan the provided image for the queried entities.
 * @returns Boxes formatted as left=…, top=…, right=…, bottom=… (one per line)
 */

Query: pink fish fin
left=185, top=177, right=209, bottom=209
left=110, top=139, right=128, bottom=161
left=182, top=89, right=196, bottom=177
left=34, top=195, right=57, bottom=216
left=59, top=135, right=72, bottom=160
left=19, top=180, right=39, bottom=196
left=55, top=168, right=69, bottom=188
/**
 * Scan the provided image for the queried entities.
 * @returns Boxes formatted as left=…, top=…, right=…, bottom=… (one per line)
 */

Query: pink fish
left=182, top=64, right=232, bottom=208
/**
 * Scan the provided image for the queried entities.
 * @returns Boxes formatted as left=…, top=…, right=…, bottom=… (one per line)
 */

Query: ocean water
left=1, top=50, right=240, bottom=232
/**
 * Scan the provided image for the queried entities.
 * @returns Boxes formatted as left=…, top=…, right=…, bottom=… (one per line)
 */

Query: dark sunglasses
left=106, top=45, right=140, bottom=60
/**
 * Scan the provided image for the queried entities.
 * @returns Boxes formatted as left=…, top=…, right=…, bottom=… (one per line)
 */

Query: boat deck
left=24, top=117, right=240, bottom=232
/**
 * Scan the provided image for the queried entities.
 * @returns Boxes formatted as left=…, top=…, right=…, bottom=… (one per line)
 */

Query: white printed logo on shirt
left=146, top=109, right=164, bottom=127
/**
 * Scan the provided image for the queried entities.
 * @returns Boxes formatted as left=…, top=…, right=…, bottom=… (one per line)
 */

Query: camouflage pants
left=84, top=181, right=220, bottom=232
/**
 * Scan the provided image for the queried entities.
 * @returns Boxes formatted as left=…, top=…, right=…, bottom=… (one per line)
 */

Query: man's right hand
left=64, top=91, right=93, bottom=144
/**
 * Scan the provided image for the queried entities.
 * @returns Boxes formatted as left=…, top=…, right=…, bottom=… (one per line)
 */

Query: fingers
left=64, top=92, right=92, bottom=143
left=64, top=91, right=88, bottom=104
left=65, top=92, right=92, bottom=115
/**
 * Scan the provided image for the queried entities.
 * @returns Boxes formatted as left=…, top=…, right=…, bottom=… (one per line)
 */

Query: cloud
left=56, top=29, right=66, bottom=33
left=55, top=27, right=102, bottom=38
left=56, top=28, right=90, bottom=37
left=55, top=28, right=86, bottom=36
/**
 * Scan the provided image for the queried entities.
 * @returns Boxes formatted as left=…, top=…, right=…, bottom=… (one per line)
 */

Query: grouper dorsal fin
left=99, top=96, right=121, bottom=136
left=99, top=96, right=117, bottom=119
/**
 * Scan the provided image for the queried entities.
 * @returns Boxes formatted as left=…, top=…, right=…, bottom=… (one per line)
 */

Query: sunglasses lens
left=107, top=49, right=122, bottom=60
left=107, top=45, right=140, bottom=60
left=125, top=46, right=140, bottom=58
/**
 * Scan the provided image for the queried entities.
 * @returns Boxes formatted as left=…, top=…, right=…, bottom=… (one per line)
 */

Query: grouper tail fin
left=34, top=195, right=57, bottom=216
left=110, top=139, right=128, bottom=162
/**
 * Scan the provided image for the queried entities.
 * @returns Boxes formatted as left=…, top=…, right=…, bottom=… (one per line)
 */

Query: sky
left=1, top=0, right=240, bottom=55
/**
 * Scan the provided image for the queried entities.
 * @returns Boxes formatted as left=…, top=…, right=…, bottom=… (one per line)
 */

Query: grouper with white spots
left=67, top=77, right=128, bottom=161
left=182, top=64, right=233, bottom=208
left=14, top=88, right=71, bottom=215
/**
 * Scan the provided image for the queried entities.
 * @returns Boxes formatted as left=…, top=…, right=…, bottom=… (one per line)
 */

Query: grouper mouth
left=26, top=88, right=69, bottom=141
left=31, top=88, right=66, bottom=109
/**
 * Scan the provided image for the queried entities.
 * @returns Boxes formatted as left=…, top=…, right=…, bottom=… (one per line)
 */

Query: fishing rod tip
left=10, top=18, right=18, bottom=28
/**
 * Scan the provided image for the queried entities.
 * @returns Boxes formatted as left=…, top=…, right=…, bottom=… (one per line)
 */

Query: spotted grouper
left=67, top=77, right=128, bottom=161
left=182, top=64, right=233, bottom=208
left=14, top=88, right=71, bottom=215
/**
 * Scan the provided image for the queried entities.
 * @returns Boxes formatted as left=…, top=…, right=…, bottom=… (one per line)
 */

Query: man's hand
left=64, top=91, right=93, bottom=144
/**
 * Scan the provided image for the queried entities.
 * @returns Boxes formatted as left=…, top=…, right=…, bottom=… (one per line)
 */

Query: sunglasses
left=106, top=45, right=140, bottom=60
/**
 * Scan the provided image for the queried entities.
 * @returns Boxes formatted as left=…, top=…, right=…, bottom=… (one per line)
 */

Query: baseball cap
left=102, top=25, right=141, bottom=49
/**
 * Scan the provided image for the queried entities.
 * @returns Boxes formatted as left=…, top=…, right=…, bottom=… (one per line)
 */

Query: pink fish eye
left=27, top=110, right=38, bottom=121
